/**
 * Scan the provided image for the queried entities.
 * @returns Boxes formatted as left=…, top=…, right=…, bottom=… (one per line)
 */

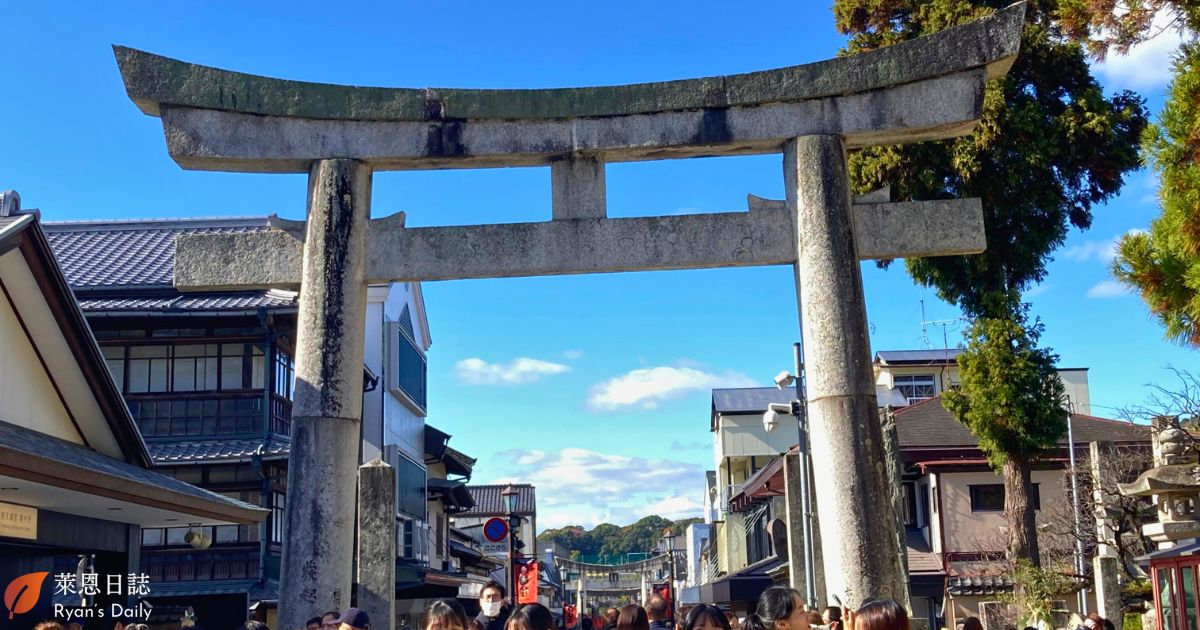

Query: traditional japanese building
left=41, top=215, right=441, bottom=629
left=0, top=195, right=266, bottom=630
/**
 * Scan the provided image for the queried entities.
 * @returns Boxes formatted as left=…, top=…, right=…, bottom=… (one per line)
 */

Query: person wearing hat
left=334, top=608, right=370, bottom=630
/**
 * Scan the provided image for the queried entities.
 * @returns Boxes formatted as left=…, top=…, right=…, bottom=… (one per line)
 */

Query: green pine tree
left=833, top=0, right=1148, bottom=565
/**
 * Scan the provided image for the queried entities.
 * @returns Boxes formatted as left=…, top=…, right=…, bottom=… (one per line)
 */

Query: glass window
left=274, top=349, right=296, bottom=400
left=1183, top=565, right=1197, bottom=630
left=1161, top=566, right=1177, bottom=630
left=969, top=484, right=1041, bottom=512
left=894, top=374, right=936, bottom=404
left=142, top=528, right=164, bottom=546
left=220, top=344, right=246, bottom=390
left=272, top=492, right=286, bottom=544
left=166, top=527, right=189, bottom=545
left=215, top=525, right=240, bottom=544
left=251, top=345, right=266, bottom=389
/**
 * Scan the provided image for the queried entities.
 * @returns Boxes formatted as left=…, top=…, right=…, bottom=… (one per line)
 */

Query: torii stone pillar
left=110, top=5, right=1026, bottom=623
left=280, top=159, right=371, bottom=618
left=788, top=136, right=907, bottom=604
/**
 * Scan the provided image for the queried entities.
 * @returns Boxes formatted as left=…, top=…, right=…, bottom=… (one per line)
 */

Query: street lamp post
left=663, top=528, right=677, bottom=623
left=502, top=485, right=521, bottom=601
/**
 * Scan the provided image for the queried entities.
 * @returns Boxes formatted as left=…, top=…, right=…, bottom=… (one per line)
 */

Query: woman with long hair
left=506, top=604, right=555, bottom=630
left=424, top=600, right=471, bottom=630
left=743, top=586, right=806, bottom=630
left=618, top=605, right=650, bottom=630
left=682, top=605, right=732, bottom=630
left=845, top=600, right=908, bottom=630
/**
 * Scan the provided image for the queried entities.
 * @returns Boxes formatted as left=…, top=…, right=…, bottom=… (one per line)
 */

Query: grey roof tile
left=148, top=436, right=290, bottom=464
left=77, top=291, right=296, bottom=313
left=42, top=217, right=298, bottom=313
left=0, top=420, right=265, bottom=513
left=894, top=396, right=1151, bottom=448
left=44, top=217, right=269, bottom=289
left=461, top=484, right=536, bottom=516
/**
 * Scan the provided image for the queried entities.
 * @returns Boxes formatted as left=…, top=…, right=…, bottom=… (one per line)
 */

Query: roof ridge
left=892, top=395, right=945, bottom=414
left=44, top=216, right=271, bottom=232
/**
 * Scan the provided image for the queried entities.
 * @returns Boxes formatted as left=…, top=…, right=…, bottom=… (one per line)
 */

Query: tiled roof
left=946, top=575, right=1013, bottom=595
left=44, top=217, right=269, bottom=289
left=461, top=484, right=536, bottom=516
left=148, top=436, right=290, bottom=465
left=43, top=217, right=296, bottom=313
left=0, top=420, right=265, bottom=514
left=875, top=349, right=964, bottom=365
left=894, top=396, right=1151, bottom=448
left=77, top=291, right=296, bottom=313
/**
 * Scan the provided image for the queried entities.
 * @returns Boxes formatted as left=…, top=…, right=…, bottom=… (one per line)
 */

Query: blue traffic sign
left=484, top=517, right=509, bottom=543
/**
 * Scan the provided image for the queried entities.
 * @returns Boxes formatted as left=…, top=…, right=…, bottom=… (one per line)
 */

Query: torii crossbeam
left=113, top=4, right=1025, bottom=627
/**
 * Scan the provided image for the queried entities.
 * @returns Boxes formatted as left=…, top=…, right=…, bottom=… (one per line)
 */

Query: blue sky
left=2, top=2, right=1194, bottom=530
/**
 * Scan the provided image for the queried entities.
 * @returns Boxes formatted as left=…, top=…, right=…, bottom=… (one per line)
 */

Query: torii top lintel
left=114, top=3, right=1024, bottom=173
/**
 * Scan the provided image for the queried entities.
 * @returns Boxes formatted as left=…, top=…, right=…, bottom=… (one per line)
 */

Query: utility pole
left=794, top=342, right=818, bottom=610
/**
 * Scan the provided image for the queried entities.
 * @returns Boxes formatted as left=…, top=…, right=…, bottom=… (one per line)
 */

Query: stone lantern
left=1118, top=417, right=1200, bottom=544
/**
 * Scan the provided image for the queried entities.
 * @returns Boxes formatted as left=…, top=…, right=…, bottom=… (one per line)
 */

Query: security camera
left=185, top=530, right=212, bottom=550
left=762, top=409, right=780, bottom=432
left=762, top=403, right=792, bottom=432
left=773, top=371, right=795, bottom=390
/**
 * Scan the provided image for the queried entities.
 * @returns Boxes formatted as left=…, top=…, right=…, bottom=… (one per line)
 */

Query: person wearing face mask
left=477, top=581, right=511, bottom=630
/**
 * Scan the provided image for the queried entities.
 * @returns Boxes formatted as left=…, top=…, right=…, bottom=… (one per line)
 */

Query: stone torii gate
left=113, top=4, right=1023, bottom=626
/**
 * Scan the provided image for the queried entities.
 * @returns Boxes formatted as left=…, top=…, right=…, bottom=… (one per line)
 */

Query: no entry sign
left=484, top=517, right=509, bottom=543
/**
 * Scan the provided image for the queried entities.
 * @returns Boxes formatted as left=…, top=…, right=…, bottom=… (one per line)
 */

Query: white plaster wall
left=716, top=413, right=797, bottom=458
left=0, top=288, right=81, bottom=444
left=685, top=523, right=711, bottom=587
left=938, top=469, right=1068, bottom=552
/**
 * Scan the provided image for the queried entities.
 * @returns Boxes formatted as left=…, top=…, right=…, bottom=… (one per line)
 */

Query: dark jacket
left=650, top=621, right=671, bottom=630
left=477, top=608, right=511, bottom=630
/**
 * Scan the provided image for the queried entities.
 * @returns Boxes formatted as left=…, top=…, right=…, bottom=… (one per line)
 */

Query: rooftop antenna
left=919, top=297, right=964, bottom=361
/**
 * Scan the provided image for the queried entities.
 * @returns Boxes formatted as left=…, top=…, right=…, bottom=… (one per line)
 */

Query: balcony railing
left=142, top=548, right=260, bottom=582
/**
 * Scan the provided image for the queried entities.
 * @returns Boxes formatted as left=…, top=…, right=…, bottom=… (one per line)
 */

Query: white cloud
left=1062, top=230, right=1147, bottom=264
left=1093, top=9, right=1188, bottom=91
left=454, top=357, right=570, bottom=385
left=1063, top=239, right=1120, bottom=263
left=587, top=365, right=757, bottom=411
left=563, top=350, right=584, bottom=360
left=1087, top=280, right=1131, bottom=298
left=487, top=447, right=706, bottom=530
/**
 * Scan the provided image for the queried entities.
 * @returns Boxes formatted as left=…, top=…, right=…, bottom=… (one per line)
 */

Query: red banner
left=515, top=558, right=539, bottom=605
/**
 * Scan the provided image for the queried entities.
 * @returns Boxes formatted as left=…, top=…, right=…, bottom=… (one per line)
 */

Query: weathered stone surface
left=1093, top=555, right=1123, bottom=630
left=786, top=135, right=906, bottom=608
left=174, top=195, right=985, bottom=289
left=851, top=198, right=985, bottom=260
left=880, top=409, right=912, bottom=609
left=155, top=69, right=985, bottom=172
left=277, top=159, right=371, bottom=630
left=552, top=156, right=606, bottom=220
left=358, top=459, right=397, bottom=630
left=115, top=4, right=1022, bottom=121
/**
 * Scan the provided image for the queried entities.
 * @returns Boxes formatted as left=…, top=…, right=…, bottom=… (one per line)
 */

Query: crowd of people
left=28, top=582, right=1118, bottom=630
left=414, top=583, right=907, bottom=630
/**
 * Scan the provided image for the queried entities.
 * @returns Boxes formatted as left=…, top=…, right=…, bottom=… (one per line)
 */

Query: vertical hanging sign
left=515, top=557, right=539, bottom=605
